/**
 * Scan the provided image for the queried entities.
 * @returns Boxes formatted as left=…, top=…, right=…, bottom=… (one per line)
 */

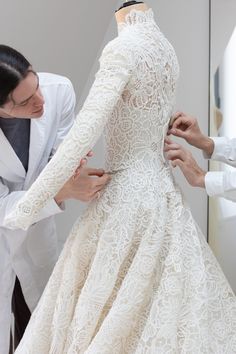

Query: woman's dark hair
left=0, top=45, right=31, bottom=106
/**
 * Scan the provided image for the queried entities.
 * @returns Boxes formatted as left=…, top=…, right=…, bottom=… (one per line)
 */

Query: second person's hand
left=168, top=112, right=214, bottom=156
left=164, top=137, right=206, bottom=188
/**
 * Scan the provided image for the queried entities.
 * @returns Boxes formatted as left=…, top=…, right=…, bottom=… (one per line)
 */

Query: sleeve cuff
left=210, top=137, right=229, bottom=160
left=205, top=171, right=224, bottom=197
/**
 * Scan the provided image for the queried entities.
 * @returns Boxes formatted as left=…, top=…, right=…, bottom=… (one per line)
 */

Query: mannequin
left=115, top=1, right=149, bottom=23
left=116, top=1, right=144, bottom=12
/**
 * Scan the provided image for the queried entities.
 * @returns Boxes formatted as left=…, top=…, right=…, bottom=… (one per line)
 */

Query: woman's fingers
left=164, top=141, right=181, bottom=152
left=165, top=148, right=186, bottom=162
left=87, top=150, right=93, bottom=157
left=164, top=137, right=173, bottom=145
left=171, top=159, right=184, bottom=168
left=168, top=126, right=189, bottom=139
left=87, top=168, right=105, bottom=177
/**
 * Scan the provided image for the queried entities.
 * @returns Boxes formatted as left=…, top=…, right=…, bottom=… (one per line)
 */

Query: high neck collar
left=117, top=8, right=154, bottom=33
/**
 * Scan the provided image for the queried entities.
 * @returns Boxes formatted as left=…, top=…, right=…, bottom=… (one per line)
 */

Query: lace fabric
left=117, top=8, right=159, bottom=33
left=9, top=8, right=236, bottom=354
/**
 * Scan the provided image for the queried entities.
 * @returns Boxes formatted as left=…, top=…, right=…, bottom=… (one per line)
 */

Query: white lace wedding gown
left=7, top=8, right=236, bottom=354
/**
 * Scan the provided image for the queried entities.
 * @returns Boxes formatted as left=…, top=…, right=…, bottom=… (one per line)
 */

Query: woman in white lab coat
left=164, top=112, right=236, bottom=201
left=0, top=45, right=110, bottom=354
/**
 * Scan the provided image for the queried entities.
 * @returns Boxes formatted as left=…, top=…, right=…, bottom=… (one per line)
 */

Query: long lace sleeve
left=5, top=40, right=133, bottom=230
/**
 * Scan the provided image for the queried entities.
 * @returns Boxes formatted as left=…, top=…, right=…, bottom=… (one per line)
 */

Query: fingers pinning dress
left=6, top=8, right=236, bottom=354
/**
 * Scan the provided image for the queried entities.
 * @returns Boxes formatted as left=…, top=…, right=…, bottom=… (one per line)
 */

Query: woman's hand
left=55, top=150, right=111, bottom=204
left=168, top=112, right=214, bottom=156
left=164, top=138, right=206, bottom=188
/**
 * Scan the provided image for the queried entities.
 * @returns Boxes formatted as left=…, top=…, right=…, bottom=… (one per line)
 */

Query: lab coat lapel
left=25, top=110, right=47, bottom=186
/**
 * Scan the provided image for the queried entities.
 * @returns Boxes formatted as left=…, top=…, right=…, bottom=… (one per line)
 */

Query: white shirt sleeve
left=210, top=137, right=236, bottom=167
left=205, top=170, right=236, bottom=202
left=204, top=137, right=236, bottom=200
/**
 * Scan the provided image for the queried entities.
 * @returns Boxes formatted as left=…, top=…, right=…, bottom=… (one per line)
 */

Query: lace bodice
left=105, top=9, right=179, bottom=172
left=5, top=8, right=179, bottom=230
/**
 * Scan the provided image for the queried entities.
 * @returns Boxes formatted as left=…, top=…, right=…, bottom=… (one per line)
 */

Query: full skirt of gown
left=15, top=165, right=236, bottom=354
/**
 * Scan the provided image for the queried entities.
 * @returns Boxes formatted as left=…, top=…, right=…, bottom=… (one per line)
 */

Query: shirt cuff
left=210, top=137, right=228, bottom=160
left=205, top=171, right=224, bottom=197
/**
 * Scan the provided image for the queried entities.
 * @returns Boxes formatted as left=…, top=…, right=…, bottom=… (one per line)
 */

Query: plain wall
left=0, top=0, right=210, bottom=246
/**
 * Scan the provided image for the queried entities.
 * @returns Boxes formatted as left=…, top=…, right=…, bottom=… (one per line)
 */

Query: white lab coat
left=0, top=73, right=75, bottom=354
left=205, top=137, right=236, bottom=201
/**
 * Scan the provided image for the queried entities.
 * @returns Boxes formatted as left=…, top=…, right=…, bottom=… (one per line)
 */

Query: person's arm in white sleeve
left=167, top=113, right=236, bottom=201
left=205, top=170, right=236, bottom=202
left=208, top=137, right=236, bottom=167
left=203, top=137, right=236, bottom=200
left=5, top=40, right=133, bottom=230
left=168, top=113, right=236, bottom=167
left=165, top=138, right=236, bottom=202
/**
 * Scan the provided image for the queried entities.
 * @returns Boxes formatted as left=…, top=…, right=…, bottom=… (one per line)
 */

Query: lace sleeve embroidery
left=5, top=42, right=133, bottom=230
